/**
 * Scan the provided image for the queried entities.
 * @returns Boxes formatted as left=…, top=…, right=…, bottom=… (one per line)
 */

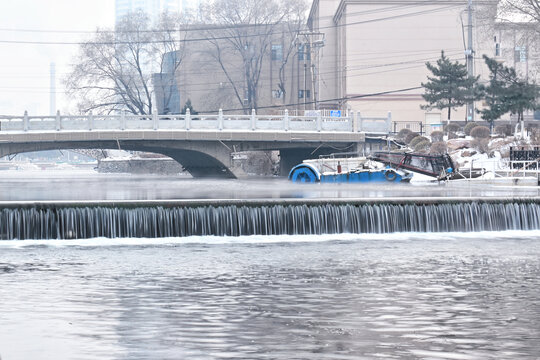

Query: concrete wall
left=97, top=158, right=185, bottom=174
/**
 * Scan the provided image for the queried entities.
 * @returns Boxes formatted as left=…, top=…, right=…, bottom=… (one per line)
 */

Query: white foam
left=1, top=230, right=539, bottom=248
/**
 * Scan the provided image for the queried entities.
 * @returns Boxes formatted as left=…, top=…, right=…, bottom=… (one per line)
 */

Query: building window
left=514, top=46, right=527, bottom=63
left=272, top=90, right=283, bottom=99
left=298, top=44, right=311, bottom=61
left=298, top=90, right=310, bottom=99
left=271, top=44, right=283, bottom=61
left=495, top=43, right=500, bottom=57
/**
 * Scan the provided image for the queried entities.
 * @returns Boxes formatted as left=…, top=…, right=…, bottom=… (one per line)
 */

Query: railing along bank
left=0, top=109, right=392, bottom=133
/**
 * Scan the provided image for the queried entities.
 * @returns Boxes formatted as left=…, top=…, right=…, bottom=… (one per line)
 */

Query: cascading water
left=1, top=201, right=539, bottom=240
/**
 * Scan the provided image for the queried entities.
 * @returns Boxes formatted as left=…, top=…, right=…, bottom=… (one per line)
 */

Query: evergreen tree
left=421, top=51, right=480, bottom=121
left=479, top=55, right=538, bottom=128
left=181, top=99, right=198, bottom=115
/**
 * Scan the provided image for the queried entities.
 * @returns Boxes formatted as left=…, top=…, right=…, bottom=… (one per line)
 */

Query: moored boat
left=288, top=154, right=412, bottom=183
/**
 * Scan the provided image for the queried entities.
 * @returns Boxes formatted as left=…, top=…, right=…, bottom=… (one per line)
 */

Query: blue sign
left=330, top=110, right=341, bottom=118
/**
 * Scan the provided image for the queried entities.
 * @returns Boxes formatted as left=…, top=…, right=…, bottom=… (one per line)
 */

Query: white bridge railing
left=0, top=109, right=392, bottom=133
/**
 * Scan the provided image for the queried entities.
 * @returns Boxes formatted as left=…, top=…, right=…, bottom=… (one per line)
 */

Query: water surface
left=1, top=171, right=539, bottom=201
left=1, top=232, right=539, bottom=359
left=1, top=171, right=540, bottom=359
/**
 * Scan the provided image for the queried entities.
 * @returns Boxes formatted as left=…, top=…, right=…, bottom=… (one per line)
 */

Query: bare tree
left=66, top=11, right=191, bottom=115
left=152, top=12, right=193, bottom=114
left=277, top=2, right=308, bottom=102
left=202, top=0, right=305, bottom=113
left=497, top=0, right=540, bottom=31
left=474, top=0, right=540, bottom=83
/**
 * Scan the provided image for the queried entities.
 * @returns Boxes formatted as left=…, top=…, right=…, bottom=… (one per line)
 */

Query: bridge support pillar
left=56, top=110, right=61, bottom=131
left=186, top=108, right=191, bottom=130
left=218, top=109, right=224, bottom=130
left=153, top=110, right=158, bottom=130
left=251, top=109, right=256, bottom=130
left=127, top=141, right=246, bottom=179
left=88, top=111, right=93, bottom=131
left=23, top=111, right=29, bottom=132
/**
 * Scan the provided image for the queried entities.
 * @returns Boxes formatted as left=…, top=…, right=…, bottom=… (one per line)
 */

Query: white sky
left=0, top=0, right=115, bottom=115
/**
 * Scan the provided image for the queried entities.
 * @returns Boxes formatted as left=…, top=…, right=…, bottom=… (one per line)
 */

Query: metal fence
left=392, top=121, right=425, bottom=135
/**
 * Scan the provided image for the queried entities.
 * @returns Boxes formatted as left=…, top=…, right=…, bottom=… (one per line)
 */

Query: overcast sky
left=0, top=0, right=115, bottom=115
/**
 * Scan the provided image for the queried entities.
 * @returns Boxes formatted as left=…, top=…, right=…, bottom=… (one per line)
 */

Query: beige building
left=491, top=21, right=539, bottom=85
left=157, top=1, right=538, bottom=124
left=158, top=24, right=312, bottom=114
left=306, top=0, right=540, bottom=127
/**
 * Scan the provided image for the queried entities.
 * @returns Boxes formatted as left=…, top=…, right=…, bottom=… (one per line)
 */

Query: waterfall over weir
left=1, top=199, right=540, bottom=240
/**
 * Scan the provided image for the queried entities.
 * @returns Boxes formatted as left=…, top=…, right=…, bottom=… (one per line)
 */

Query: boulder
left=488, top=137, right=513, bottom=151
left=461, top=150, right=477, bottom=157
left=446, top=139, right=470, bottom=151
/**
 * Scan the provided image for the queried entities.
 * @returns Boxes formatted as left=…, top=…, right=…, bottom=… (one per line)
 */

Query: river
left=0, top=171, right=540, bottom=201
left=0, top=171, right=540, bottom=359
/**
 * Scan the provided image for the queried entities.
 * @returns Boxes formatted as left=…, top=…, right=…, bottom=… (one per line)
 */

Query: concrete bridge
left=0, top=110, right=392, bottom=177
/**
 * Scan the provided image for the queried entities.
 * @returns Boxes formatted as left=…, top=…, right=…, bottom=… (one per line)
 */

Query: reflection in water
left=1, top=233, right=539, bottom=359
left=1, top=172, right=540, bottom=201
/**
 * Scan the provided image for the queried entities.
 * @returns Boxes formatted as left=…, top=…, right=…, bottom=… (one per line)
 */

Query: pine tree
left=181, top=99, right=198, bottom=115
left=479, top=56, right=538, bottom=128
left=421, top=51, right=480, bottom=121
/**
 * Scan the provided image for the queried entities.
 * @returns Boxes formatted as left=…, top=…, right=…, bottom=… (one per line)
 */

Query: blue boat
left=288, top=156, right=412, bottom=183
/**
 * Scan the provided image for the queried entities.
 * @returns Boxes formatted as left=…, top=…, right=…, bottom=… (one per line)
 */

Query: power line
left=0, top=1, right=454, bottom=35
left=0, top=5, right=464, bottom=46
left=0, top=86, right=424, bottom=113
left=0, top=47, right=463, bottom=73
left=0, top=52, right=464, bottom=92
left=199, top=86, right=424, bottom=113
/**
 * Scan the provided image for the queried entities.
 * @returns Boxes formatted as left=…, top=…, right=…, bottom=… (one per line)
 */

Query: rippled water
left=1, top=171, right=540, bottom=201
left=1, top=232, right=540, bottom=359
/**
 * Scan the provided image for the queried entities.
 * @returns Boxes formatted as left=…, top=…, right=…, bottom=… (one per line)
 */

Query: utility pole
left=465, top=0, right=474, bottom=122
left=296, top=31, right=325, bottom=110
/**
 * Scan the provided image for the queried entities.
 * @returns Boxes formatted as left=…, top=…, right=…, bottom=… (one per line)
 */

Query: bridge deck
left=0, top=129, right=365, bottom=144
left=0, top=111, right=390, bottom=135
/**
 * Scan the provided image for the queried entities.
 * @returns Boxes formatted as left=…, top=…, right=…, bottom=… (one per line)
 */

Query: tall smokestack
left=50, top=62, right=56, bottom=116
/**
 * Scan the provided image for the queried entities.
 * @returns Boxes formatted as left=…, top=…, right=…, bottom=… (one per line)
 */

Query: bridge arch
left=0, top=140, right=241, bottom=178
left=0, top=128, right=365, bottom=178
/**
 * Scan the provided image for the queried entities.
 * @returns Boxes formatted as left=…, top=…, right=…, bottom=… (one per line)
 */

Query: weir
left=1, top=198, right=540, bottom=240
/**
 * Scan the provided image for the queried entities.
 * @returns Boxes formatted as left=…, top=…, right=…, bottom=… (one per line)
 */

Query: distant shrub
left=430, top=130, right=444, bottom=143
left=471, top=138, right=489, bottom=153
left=405, top=132, right=419, bottom=144
left=409, top=136, right=429, bottom=148
left=445, top=123, right=460, bottom=133
left=414, top=140, right=431, bottom=152
left=447, top=131, right=458, bottom=140
left=470, top=125, right=490, bottom=139
left=494, top=124, right=512, bottom=137
left=464, top=122, right=479, bottom=136
left=429, top=141, right=448, bottom=155
left=396, top=128, right=412, bottom=140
